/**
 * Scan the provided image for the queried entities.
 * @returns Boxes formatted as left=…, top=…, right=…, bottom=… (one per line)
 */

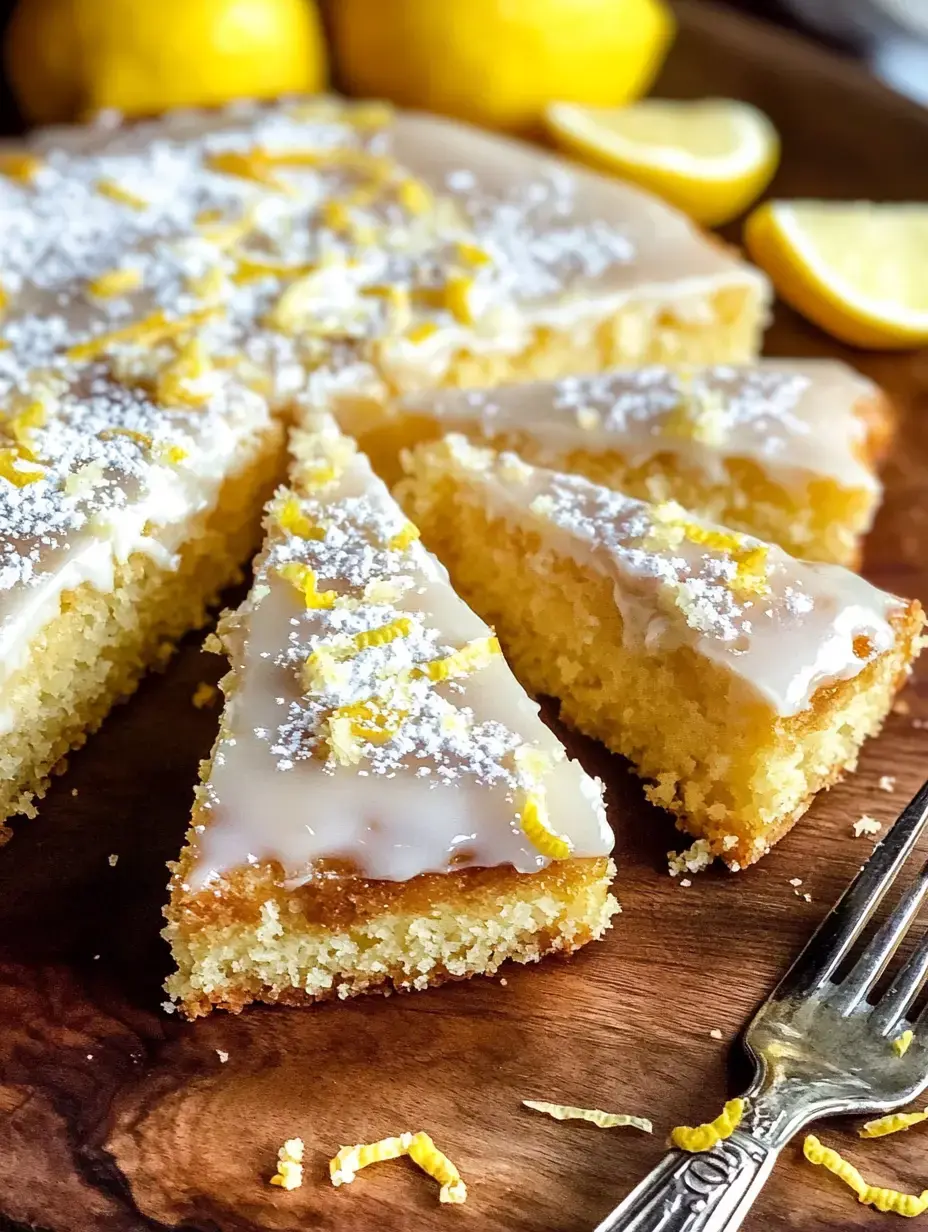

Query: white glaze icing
left=188, top=420, right=612, bottom=888
left=392, top=359, right=881, bottom=492
left=0, top=98, right=765, bottom=696
left=424, top=437, right=904, bottom=717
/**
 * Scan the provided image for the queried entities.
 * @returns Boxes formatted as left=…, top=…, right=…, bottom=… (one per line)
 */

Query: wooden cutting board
left=2, top=4, right=928, bottom=1229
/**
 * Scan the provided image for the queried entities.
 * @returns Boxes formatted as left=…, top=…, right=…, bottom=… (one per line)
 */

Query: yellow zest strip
left=353, top=616, right=413, bottom=652
left=0, top=283, right=9, bottom=314
left=396, top=178, right=433, bottom=216
left=803, top=1134, right=928, bottom=1217
left=99, top=427, right=152, bottom=448
left=329, top=1132, right=466, bottom=1205
left=0, top=445, right=44, bottom=487
left=524, top=1101, right=652, bottom=1133
left=413, top=635, right=501, bottom=684
left=155, top=337, right=213, bottom=408
left=205, top=149, right=286, bottom=191
left=232, top=257, right=318, bottom=285
left=87, top=268, right=143, bottom=299
left=327, top=701, right=409, bottom=755
left=330, top=1133, right=413, bottom=1187
left=278, top=561, right=337, bottom=610
left=276, top=494, right=326, bottom=541
left=96, top=178, right=148, bottom=210
left=407, top=1133, right=467, bottom=1205
left=66, top=306, right=221, bottom=362
left=444, top=274, right=475, bottom=325
left=269, top=1137, right=304, bottom=1191
left=653, top=506, right=770, bottom=597
left=406, top=321, right=440, bottom=344
left=153, top=441, right=188, bottom=466
left=456, top=241, right=492, bottom=268
left=671, top=1098, right=745, bottom=1153
left=894, top=1030, right=914, bottom=1057
left=860, top=1109, right=928, bottom=1139
left=387, top=521, right=420, bottom=551
left=6, top=399, right=45, bottom=448
left=0, top=152, right=42, bottom=184
left=196, top=207, right=258, bottom=250
left=520, top=794, right=573, bottom=861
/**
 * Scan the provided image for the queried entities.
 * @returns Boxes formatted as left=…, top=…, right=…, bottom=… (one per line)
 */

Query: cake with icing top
left=399, top=436, right=923, bottom=868
left=163, top=417, right=618, bottom=1016
left=336, top=359, right=889, bottom=567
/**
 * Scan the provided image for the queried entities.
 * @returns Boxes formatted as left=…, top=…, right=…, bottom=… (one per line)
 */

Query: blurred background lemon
left=330, top=0, right=675, bottom=136
left=4, top=0, right=326, bottom=124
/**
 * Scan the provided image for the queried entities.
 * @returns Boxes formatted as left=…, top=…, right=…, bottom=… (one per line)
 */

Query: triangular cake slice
left=164, top=417, right=617, bottom=1017
left=334, top=359, right=889, bottom=567
left=400, top=436, right=924, bottom=869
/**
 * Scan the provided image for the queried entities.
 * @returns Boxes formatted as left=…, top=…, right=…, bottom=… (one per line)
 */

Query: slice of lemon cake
left=400, top=437, right=923, bottom=868
left=163, top=418, right=617, bottom=1017
left=336, top=359, right=889, bottom=567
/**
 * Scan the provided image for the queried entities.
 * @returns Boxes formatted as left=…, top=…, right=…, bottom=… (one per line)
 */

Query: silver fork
left=595, top=779, right=928, bottom=1232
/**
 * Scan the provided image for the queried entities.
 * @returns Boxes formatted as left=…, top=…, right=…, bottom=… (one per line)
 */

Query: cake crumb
left=668, top=838, right=713, bottom=877
left=192, top=682, right=219, bottom=709
left=161, top=1000, right=176, bottom=1015
left=108, top=853, right=118, bottom=867
left=789, top=877, right=803, bottom=887
left=878, top=775, right=897, bottom=792
left=801, top=892, right=812, bottom=903
left=270, top=1137, right=304, bottom=1190
left=71, top=788, right=79, bottom=797
left=894, top=698, right=911, bottom=716
left=680, top=878, right=692, bottom=888
left=216, top=1049, right=229, bottom=1063
left=853, top=815, right=882, bottom=838
left=709, top=1028, right=723, bottom=1040
left=499, top=977, right=508, bottom=986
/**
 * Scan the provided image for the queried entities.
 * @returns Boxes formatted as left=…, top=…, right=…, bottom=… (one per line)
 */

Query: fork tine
left=775, top=779, right=928, bottom=997
left=870, top=927, right=928, bottom=1034
left=830, top=857, right=928, bottom=1015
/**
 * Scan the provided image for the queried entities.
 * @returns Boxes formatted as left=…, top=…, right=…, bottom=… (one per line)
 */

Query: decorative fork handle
left=593, top=1130, right=781, bottom=1232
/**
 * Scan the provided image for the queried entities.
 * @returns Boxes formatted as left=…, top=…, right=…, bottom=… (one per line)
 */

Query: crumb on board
left=71, top=788, right=78, bottom=796
left=161, top=1000, right=176, bottom=1015
left=270, top=1138, right=304, bottom=1190
left=499, top=977, right=507, bottom=986
left=192, top=681, right=219, bottom=709
left=668, top=838, right=713, bottom=878
left=108, top=853, right=118, bottom=867
left=216, top=1049, right=229, bottom=1063
left=709, top=1028, right=723, bottom=1040
left=789, top=877, right=803, bottom=887
left=853, top=815, right=882, bottom=838
left=893, top=698, right=911, bottom=716
left=878, top=775, right=897, bottom=792
left=679, top=878, right=692, bottom=887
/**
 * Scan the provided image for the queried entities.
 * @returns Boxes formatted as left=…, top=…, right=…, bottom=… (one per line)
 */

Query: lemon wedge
left=745, top=201, right=928, bottom=349
left=545, top=98, right=779, bottom=227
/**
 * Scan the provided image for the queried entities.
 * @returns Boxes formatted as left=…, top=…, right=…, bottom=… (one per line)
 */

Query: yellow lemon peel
left=455, top=241, right=492, bottom=268
left=276, top=495, right=326, bottom=541
left=803, top=1134, right=928, bottom=1216
left=0, top=152, right=42, bottom=184
left=155, top=338, right=213, bottom=408
left=352, top=617, right=414, bottom=652
left=520, top=794, right=573, bottom=860
left=387, top=521, right=420, bottom=552
left=325, top=701, right=409, bottom=757
left=860, top=1109, right=928, bottom=1139
left=232, top=256, right=318, bottom=286
left=0, top=445, right=44, bottom=487
left=269, top=1137, right=304, bottom=1190
left=523, top=1101, right=653, bottom=1132
left=396, top=178, right=433, bottom=216
left=99, top=427, right=152, bottom=448
left=66, top=306, right=221, bottom=362
left=205, top=149, right=287, bottom=192
left=414, top=636, right=501, bottom=683
left=278, top=562, right=337, bottom=610
left=96, top=178, right=148, bottom=210
left=87, top=267, right=143, bottom=299
left=650, top=506, right=770, bottom=596
left=406, top=321, right=440, bottom=344
left=894, top=1030, right=914, bottom=1057
left=329, top=1132, right=465, bottom=1204
left=671, top=1098, right=746, bottom=1152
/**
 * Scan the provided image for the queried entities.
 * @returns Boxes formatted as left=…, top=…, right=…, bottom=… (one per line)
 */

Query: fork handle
left=593, top=1132, right=780, bottom=1232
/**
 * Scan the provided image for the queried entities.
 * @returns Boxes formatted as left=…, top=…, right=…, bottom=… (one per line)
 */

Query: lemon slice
left=744, top=201, right=928, bottom=349
left=545, top=98, right=779, bottom=227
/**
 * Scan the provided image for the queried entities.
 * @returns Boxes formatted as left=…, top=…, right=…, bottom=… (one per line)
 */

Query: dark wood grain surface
left=2, top=3, right=928, bottom=1229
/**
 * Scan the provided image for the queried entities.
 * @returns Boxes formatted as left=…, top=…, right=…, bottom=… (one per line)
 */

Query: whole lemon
left=5, top=0, right=326, bottom=125
left=331, top=0, right=675, bottom=136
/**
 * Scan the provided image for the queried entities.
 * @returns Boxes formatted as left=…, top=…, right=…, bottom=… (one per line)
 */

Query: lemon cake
left=163, top=418, right=618, bottom=1017
left=0, top=95, right=768, bottom=832
left=337, top=359, right=889, bottom=567
left=400, top=437, right=923, bottom=868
